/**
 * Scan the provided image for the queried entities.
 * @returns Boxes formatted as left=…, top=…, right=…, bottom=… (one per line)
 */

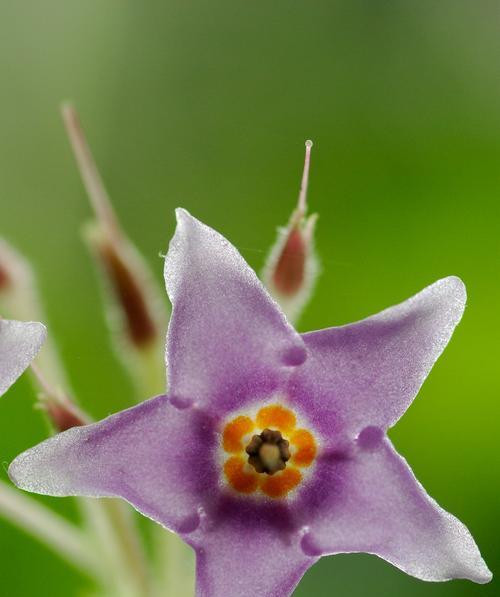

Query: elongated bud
left=262, top=141, right=319, bottom=323
left=0, top=240, right=89, bottom=431
left=93, top=235, right=157, bottom=347
left=62, top=103, right=168, bottom=395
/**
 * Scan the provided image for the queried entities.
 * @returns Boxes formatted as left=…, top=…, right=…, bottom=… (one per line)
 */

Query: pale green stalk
left=0, top=480, right=99, bottom=575
left=80, top=498, right=150, bottom=597
left=152, top=530, right=195, bottom=597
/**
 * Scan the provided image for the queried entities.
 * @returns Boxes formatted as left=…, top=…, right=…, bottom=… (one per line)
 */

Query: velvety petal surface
left=0, top=319, right=46, bottom=396
left=301, top=437, right=491, bottom=584
left=190, top=498, right=317, bottom=597
left=10, top=396, right=219, bottom=534
left=292, top=277, right=466, bottom=436
left=164, top=209, right=306, bottom=413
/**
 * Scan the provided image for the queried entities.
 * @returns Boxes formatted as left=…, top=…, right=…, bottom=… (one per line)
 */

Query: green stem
left=0, top=481, right=99, bottom=575
left=152, top=528, right=195, bottom=597
left=133, top=340, right=167, bottom=400
left=80, top=497, right=151, bottom=597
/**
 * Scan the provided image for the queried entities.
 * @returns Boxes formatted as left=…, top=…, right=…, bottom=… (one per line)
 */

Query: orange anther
left=223, top=416, right=254, bottom=453
left=256, top=405, right=296, bottom=434
left=261, top=467, right=302, bottom=498
left=224, top=456, right=259, bottom=494
left=291, top=429, right=317, bottom=467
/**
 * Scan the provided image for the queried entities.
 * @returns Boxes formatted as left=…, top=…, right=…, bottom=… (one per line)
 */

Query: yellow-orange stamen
left=261, top=467, right=302, bottom=498
left=291, top=429, right=317, bottom=467
left=256, top=405, right=296, bottom=434
left=224, top=456, right=259, bottom=494
left=223, top=416, right=254, bottom=453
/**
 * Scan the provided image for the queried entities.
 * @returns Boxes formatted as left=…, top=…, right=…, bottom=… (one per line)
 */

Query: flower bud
left=0, top=240, right=89, bottom=431
left=62, top=104, right=168, bottom=395
left=83, top=222, right=165, bottom=352
left=30, top=363, right=89, bottom=432
left=0, top=239, right=35, bottom=318
left=0, top=239, right=69, bottom=388
left=45, top=401, right=88, bottom=432
left=0, top=262, right=9, bottom=290
left=262, top=140, right=319, bottom=323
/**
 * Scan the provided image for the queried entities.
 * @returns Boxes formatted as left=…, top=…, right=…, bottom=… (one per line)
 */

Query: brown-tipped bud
left=99, top=241, right=157, bottom=348
left=0, top=262, right=10, bottom=290
left=0, top=239, right=72, bottom=392
left=262, top=141, right=319, bottom=323
left=45, top=400, right=88, bottom=432
left=0, top=239, right=89, bottom=430
left=85, top=224, right=163, bottom=350
left=62, top=103, right=168, bottom=395
left=273, top=227, right=307, bottom=296
left=0, top=239, right=34, bottom=314
left=30, top=363, right=90, bottom=432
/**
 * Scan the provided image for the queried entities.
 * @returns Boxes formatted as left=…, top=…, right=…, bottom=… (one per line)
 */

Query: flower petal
left=293, top=277, right=466, bottom=436
left=191, top=499, right=317, bottom=597
left=9, top=396, right=219, bottom=534
left=164, top=209, right=306, bottom=413
left=0, top=319, right=46, bottom=396
left=301, top=438, right=491, bottom=583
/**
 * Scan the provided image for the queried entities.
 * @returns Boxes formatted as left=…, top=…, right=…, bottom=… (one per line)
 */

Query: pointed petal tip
left=8, top=448, right=59, bottom=496
left=4, top=319, right=47, bottom=355
left=432, top=275, right=467, bottom=319
left=174, top=207, right=194, bottom=224
left=31, top=320, right=48, bottom=341
left=475, top=564, right=493, bottom=584
left=172, top=208, right=201, bottom=241
left=438, top=275, right=466, bottom=298
left=30, top=321, right=48, bottom=353
left=459, top=540, right=492, bottom=584
left=8, top=436, right=55, bottom=493
left=8, top=452, right=32, bottom=493
left=0, top=319, right=47, bottom=397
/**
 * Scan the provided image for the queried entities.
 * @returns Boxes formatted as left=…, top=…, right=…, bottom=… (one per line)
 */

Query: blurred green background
left=0, top=1, right=498, bottom=595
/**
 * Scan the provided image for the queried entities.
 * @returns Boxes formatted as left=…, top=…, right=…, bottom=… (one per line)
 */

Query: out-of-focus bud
left=262, top=140, right=319, bottom=323
left=31, top=363, right=89, bottom=432
left=0, top=238, right=69, bottom=390
left=45, top=401, right=88, bottom=432
left=0, top=262, right=9, bottom=290
left=61, top=104, right=168, bottom=396
left=0, top=240, right=89, bottom=431
left=90, top=232, right=158, bottom=348
left=0, top=239, right=37, bottom=320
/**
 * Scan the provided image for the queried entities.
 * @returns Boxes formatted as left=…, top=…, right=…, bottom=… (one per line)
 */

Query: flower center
left=221, top=403, right=318, bottom=498
left=245, top=429, right=291, bottom=475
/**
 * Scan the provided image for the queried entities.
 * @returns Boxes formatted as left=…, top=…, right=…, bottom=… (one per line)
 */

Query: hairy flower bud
left=0, top=239, right=71, bottom=389
left=45, top=402, right=87, bottom=432
left=30, top=364, right=89, bottom=432
left=0, top=240, right=89, bottom=430
left=262, top=141, right=319, bottom=323
left=62, top=104, right=168, bottom=395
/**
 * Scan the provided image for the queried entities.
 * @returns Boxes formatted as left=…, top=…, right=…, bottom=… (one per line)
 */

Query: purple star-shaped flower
left=9, top=211, right=491, bottom=596
left=0, top=319, right=46, bottom=397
